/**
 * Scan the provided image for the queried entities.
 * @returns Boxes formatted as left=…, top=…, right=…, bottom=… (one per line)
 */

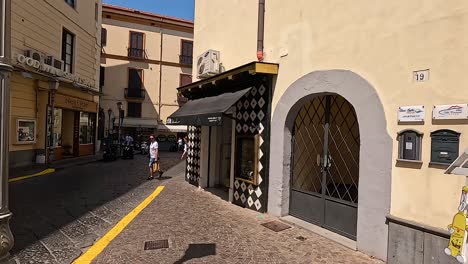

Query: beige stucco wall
left=11, top=0, right=101, bottom=88
left=9, top=0, right=101, bottom=157
left=101, top=16, right=193, bottom=125
left=193, top=0, right=468, bottom=230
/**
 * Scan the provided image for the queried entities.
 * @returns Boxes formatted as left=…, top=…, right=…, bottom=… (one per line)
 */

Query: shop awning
left=167, top=88, right=251, bottom=126
left=157, top=124, right=188, bottom=133
left=115, top=118, right=159, bottom=128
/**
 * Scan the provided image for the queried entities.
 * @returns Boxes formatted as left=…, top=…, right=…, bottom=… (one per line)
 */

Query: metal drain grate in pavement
left=144, top=240, right=169, bottom=250
left=261, top=221, right=291, bottom=232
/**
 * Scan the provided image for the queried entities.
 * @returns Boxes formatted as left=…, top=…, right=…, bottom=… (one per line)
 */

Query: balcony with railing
left=124, top=88, right=146, bottom=101
left=179, top=55, right=193, bottom=65
left=128, top=48, right=147, bottom=59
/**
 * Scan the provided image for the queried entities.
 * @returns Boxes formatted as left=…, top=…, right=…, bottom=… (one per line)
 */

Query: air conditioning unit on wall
left=25, top=49, right=44, bottom=62
left=196, top=50, right=220, bottom=79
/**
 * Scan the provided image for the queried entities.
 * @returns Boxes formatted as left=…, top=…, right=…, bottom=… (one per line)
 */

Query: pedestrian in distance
left=177, top=137, right=183, bottom=152
left=181, top=136, right=189, bottom=160
left=148, top=135, right=164, bottom=180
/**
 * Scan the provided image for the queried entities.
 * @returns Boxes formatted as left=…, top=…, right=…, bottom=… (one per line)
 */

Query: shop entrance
left=206, top=116, right=233, bottom=201
left=289, top=94, right=360, bottom=240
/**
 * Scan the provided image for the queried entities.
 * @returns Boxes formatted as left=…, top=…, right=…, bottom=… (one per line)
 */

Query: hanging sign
left=433, top=104, right=468, bottom=120
left=398, top=105, right=425, bottom=122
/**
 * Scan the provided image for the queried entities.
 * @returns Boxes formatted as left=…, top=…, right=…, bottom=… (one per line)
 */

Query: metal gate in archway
left=289, top=94, right=360, bottom=240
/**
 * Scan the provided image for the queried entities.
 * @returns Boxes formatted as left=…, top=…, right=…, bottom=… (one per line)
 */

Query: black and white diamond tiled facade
left=233, top=83, right=270, bottom=213
left=186, top=126, right=201, bottom=186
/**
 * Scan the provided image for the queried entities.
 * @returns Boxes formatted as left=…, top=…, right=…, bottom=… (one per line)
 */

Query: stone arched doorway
left=268, top=70, right=392, bottom=260
left=290, top=94, right=360, bottom=240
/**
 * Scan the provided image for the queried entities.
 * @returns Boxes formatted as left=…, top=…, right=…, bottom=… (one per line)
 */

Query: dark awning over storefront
left=167, top=88, right=251, bottom=126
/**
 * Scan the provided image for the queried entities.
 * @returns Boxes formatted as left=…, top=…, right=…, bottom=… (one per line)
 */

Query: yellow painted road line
left=9, top=168, right=56, bottom=183
left=73, top=185, right=165, bottom=264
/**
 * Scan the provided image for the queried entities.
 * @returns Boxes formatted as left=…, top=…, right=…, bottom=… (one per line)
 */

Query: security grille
left=290, top=95, right=360, bottom=240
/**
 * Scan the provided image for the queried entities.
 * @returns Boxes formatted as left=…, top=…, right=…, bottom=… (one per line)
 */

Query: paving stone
left=94, top=166, right=383, bottom=264
left=9, top=152, right=181, bottom=264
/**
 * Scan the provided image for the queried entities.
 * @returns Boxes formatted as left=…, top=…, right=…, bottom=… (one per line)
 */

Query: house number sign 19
left=414, top=69, right=429, bottom=82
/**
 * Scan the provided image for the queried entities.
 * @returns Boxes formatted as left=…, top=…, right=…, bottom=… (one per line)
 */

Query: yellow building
left=171, top=0, right=468, bottom=262
left=9, top=0, right=102, bottom=167
left=100, top=4, right=193, bottom=149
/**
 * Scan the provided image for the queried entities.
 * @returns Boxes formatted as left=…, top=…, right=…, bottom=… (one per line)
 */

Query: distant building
left=9, top=0, right=102, bottom=167
left=100, top=4, right=193, bottom=148
left=170, top=0, right=468, bottom=262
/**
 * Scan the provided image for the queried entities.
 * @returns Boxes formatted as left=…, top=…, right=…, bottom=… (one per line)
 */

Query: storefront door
left=289, top=95, right=360, bottom=240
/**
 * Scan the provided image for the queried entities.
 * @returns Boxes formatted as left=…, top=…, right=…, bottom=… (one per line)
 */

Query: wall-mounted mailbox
left=398, top=130, right=423, bottom=161
left=431, top=130, right=460, bottom=165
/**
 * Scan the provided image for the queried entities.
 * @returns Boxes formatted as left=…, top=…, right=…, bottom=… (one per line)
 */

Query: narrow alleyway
left=9, top=152, right=181, bottom=264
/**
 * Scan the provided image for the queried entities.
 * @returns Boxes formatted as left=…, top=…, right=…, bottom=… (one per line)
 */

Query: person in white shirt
left=148, top=135, right=163, bottom=180
left=181, top=136, right=189, bottom=160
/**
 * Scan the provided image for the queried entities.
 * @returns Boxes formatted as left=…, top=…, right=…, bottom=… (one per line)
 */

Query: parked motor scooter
left=140, top=141, right=149, bottom=155
left=103, top=142, right=117, bottom=161
left=122, top=144, right=134, bottom=159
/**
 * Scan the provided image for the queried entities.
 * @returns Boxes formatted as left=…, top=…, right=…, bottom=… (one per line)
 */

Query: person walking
left=181, top=136, right=189, bottom=160
left=148, top=135, right=163, bottom=180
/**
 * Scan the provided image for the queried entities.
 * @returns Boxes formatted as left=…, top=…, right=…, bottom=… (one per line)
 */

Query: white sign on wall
left=413, top=69, right=429, bottom=82
left=433, top=104, right=468, bottom=120
left=398, top=105, right=425, bottom=122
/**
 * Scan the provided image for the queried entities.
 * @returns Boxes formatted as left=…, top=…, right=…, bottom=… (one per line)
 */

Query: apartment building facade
left=9, top=0, right=102, bottom=167
left=170, top=1, right=468, bottom=263
left=100, top=4, right=193, bottom=148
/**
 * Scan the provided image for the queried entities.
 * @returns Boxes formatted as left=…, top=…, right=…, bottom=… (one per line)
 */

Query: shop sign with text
left=15, top=52, right=94, bottom=88
left=398, top=105, right=425, bottom=122
left=433, top=104, right=468, bottom=120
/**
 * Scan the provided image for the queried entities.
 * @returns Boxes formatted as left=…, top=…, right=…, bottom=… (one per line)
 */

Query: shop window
left=128, top=32, right=145, bottom=58
left=127, top=103, right=142, bottom=118
left=61, top=29, right=75, bottom=73
left=397, top=130, right=423, bottom=161
left=179, top=40, right=193, bottom=65
left=79, top=112, right=95, bottom=144
left=235, top=135, right=260, bottom=185
left=65, top=0, right=75, bottom=8
left=53, top=109, right=63, bottom=147
left=180, top=74, right=192, bottom=87
left=430, top=129, right=460, bottom=165
left=101, top=28, right=107, bottom=47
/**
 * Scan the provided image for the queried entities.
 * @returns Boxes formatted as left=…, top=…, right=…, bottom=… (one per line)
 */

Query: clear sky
left=103, top=0, right=195, bottom=21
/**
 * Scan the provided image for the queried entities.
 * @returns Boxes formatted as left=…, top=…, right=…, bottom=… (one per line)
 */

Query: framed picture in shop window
left=235, top=134, right=260, bottom=185
left=16, top=119, right=36, bottom=144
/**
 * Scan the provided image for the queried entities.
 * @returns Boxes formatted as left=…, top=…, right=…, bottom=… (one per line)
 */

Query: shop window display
left=79, top=112, right=95, bottom=144
left=53, top=109, right=63, bottom=147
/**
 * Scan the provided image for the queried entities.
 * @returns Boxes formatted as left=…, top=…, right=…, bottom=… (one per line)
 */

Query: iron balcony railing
left=124, top=88, right=146, bottom=100
left=179, top=55, right=193, bottom=65
left=128, top=48, right=147, bottom=59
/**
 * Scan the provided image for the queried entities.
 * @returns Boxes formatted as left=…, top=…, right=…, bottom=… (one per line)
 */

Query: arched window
left=398, top=129, right=423, bottom=161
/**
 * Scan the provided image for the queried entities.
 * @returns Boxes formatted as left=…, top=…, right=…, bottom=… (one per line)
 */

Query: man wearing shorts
left=148, top=135, right=163, bottom=180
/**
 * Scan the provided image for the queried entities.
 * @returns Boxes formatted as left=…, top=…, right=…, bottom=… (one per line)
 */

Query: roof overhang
left=177, top=62, right=278, bottom=97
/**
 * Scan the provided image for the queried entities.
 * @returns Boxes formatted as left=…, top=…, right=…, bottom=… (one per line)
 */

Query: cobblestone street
left=9, top=152, right=181, bottom=264
left=8, top=152, right=383, bottom=264
left=94, top=166, right=382, bottom=264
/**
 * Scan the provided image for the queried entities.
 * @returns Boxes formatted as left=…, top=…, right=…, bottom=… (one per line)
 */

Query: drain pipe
left=158, top=28, right=163, bottom=123
left=257, top=0, right=265, bottom=62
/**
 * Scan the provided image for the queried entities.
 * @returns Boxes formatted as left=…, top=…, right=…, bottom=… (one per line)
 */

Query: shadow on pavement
left=173, top=243, right=216, bottom=264
left=9, top=151, right=183, bottom=262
